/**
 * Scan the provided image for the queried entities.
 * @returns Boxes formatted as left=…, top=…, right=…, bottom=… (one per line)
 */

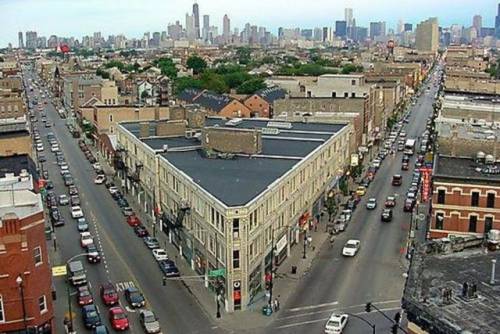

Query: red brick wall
left=0, top=212, right=54, bottom=332
left=430, top=182, right=500, bottom=238
left=243, top=95, right=270, bottom=118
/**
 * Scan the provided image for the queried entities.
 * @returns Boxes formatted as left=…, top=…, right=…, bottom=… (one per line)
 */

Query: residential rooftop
left=120, top=117, right=348, bottom=206
left=403, top=240, right=500, bottom=334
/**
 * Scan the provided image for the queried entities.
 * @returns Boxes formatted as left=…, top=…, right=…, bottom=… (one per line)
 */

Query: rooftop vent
left=226, top=118, right=243, bottom=126
left=485, top=155, right=495, bottom=164
left=267, top=121, right=292, bottom=129
left=476, top=151, right=485, bottom=160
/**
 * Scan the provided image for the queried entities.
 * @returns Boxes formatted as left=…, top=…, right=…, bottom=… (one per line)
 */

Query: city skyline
left=0, top=0, right=497, bottom=47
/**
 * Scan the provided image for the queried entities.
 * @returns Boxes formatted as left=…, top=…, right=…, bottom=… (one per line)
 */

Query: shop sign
left=275, top=235, right=288, bottom=254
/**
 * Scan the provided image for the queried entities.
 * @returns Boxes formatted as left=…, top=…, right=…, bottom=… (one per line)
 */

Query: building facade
left=0, top=172, right=54, bottom=334
left=116, top=118, right=352, bottom=312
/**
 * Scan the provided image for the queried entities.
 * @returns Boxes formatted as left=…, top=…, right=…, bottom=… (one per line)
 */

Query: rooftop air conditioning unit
left=485, top=155, right=495, bottom=164
left=162, top=144, right=168, bottom=152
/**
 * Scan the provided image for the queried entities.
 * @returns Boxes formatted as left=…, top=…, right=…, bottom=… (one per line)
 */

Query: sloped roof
left=254, top=86, right=286, bottom=103
left=194, top=90, right=233, bottom=112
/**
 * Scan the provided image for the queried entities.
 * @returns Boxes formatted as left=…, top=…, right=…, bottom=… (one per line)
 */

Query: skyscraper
left=415, top=17, right=439, bottom=52
left=335, top=21, right=347, bottom=38
left=18, top=32, right=24, bottom=49
left=496, top=3, right=500, bottom=39
left=185, top=13, right=195, bottom=40
left=472, top=15, right=482, bottom=37
left=25, top=31, right=37, bottom=49
left=404, top=23, right=413, bottom=32
left=202, top=15, right=210, bottom=41
left=193, top=2, right=200, bottom=39
left=370, top=22, right=386, bottom=39
left=223, top=14, right=231, bottom=42
left=344, top=8, right=353, bottom=27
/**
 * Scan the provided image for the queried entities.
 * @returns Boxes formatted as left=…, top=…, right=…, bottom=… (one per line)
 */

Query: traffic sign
left=208, top=268, right=225, bottom=278
left=52, top=265, right=67, bottom=277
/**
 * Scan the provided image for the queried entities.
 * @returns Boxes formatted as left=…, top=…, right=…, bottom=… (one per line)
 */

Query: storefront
left=274, top=233, right=288, bottom=266
left=248, top=264, right=262, bottom=303
left=194, top=248, right=206, bottom=275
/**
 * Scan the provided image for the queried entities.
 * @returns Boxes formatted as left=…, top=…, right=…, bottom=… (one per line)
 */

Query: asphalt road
left=24, top=68, right=218, bottom=334
left=266, top=67, right=442, bottom=334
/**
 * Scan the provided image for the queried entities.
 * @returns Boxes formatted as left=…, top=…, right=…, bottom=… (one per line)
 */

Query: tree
left=325, top=196, right=337, bottom=221
left=187, top=55, right=207, bottom=75
left=155, top=57, right=178, bottom=79
left=236, top=78, right=266, bottom=94
left=173, top=77, right=203, bottom=95
left=200, top=72, right=228, bottom=93
left=104, top=60, right=125, bottom=71
left=223, top=71, right=251, bottom=89
left=96, top=68, right=110, bottom=79
left=236, top=47, right=252, bottom=65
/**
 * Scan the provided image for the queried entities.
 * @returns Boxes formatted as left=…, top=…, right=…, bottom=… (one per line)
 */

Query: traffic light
left=365, top=302, right=372, bottom=313
left=394, top=311, right=401, bottom=324
left=391, top=324, right=398, bottom=334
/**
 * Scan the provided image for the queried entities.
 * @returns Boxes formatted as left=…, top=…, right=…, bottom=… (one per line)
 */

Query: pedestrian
left=274, top=297, right=280, bottom=311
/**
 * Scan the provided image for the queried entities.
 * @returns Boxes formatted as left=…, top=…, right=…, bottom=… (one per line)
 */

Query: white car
left=108, top=186, right=119, bottom=194
left=342, top=240, right=360, bottom=257
left=152, top=249, right=168, bottom=261
left=50, top=145, right=60, bottom=152
left=92, top=162, right=101, bottom=171
left=60, top=164, right=69, bottom=171
left=71, top=206, right=84, bottom=219
left=371, top=159, right=381, bottom=168
left=80, top=232, right=94, bottom=247
left=36, top=144, right=44, bottom=152
left=325, top=313, right=348, bottom=334
left=94, top=175, right=106, bottom=184
left=366, top=198, right=377, bottom=210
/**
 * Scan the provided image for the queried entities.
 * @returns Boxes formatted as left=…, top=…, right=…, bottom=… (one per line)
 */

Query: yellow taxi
left=356, top=186, right=366, bottom=196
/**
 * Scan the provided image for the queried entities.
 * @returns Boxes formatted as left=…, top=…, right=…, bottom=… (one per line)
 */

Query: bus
left=404, top=139, right=416, bottom=155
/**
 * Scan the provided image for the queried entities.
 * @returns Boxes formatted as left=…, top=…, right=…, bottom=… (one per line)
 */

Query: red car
left=100, top=282, right=119, bottom=306
left=77, top=285, right=93, bottom=306
left=109, top=306, right=129, bottom=331
left=127, top=215, right=141, bottom=227
left=385, top=196, right=396, bottom=208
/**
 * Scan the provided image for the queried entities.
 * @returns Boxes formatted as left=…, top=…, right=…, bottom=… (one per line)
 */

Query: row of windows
left=435, top=212, right=494, bottom=233
left=437, top=189, right=496, bottom=208
left=0, top=104, right=20, bottom=112
left=0, top=294, right=47, bottom=323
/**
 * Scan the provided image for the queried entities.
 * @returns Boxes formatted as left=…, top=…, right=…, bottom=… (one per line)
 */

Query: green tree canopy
left=173, top=77, right=203, bottom=95
left=236, top=47, right=252, bottom=65
left=187, top=55, right=207, bottom=75
left=96, top=68, right=110, bottom=79
left=341, top=64, right=364, bottom=74
left=200, top=72, right=228, bottom=94
left=236, top=78, right=266, bottom=94
left=154, top=57, right=178, bottom=79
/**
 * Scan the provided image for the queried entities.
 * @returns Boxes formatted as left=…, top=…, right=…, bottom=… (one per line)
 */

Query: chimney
left=139, top=122, right=149, bottom=138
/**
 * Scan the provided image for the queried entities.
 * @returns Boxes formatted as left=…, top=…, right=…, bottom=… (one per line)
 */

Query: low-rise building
left=242, top=86, right=286, bottom=118
left=0, top=118, right=32, bottom=158
left=430, top=155, right=500, bottom=238
left=116, top=117, right=352, bottom=312
left=178, top=89, right=252, bottom=118
left=0, top=90, right=26, bottom=119
left=0, top=171, right=54, bottom=334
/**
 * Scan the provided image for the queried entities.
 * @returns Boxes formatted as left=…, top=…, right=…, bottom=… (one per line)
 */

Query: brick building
left=430, top=155, right=500, bottom=238
left=0, top=91, right=25, bottom=120
left=178, top=89, right=252, bottom=118
left=0, top=171, right=53, bottom=333
left=242, top=86, right=286, bottom=118
left=0, top=120, right=32, bottom=158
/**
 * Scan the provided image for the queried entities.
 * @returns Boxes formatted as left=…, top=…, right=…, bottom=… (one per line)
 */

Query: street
left=25, top=68, right=219, bottom=334
left=266, top=68, right=441, bottom=334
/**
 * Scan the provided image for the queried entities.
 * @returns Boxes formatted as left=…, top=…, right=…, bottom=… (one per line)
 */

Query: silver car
left=139, top=310, right=161, bottom=334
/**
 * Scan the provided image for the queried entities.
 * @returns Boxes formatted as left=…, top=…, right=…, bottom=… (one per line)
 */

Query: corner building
left=116, top=117, right=351, bottom=312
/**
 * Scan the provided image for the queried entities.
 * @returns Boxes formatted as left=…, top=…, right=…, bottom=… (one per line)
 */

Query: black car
left=124, top=287, right=146, bottom=308
left=105, top=182, right=115, bottom=189
left=42, top=171, right=49, bottom=179
left=86, top=244, right=101, bottom=263
left=381, top=209, right=393, bottom=222
left=93, top=325, right=109, bottom=334
left=134, top=225, right=149, bottom=237
left=111, top=191, right=123, bottom=200
left=45, top=180, right=54, bottom=190
left=117, top=198, right=129, bottom=208
left=345, top=200, right=357, bottom=211
left=53, top=217, right=65, bottom=227
left=38, top=154, right=46, bottom=163
left=50, top=209, right=61, bottom=222
left=158, top=260, right=180, bottom=277
left=64, top=175, right=74, bottom=186
left=82, top=304, right=101, bottom=329
left=71, top=195, right=81, bottom=206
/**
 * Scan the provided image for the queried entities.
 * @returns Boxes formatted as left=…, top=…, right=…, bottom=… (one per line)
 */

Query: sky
left=0, top=0, right=497, bottom=47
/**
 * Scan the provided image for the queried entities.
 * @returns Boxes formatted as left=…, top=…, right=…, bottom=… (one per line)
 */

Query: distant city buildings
left=416, top=17, right=439, bottom=52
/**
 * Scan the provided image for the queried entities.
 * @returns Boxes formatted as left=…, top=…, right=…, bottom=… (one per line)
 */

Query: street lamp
left=16, top=275, right=28, bottom=333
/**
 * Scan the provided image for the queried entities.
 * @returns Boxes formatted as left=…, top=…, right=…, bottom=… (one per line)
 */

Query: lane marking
left=287, top=301, right=339, bottom=312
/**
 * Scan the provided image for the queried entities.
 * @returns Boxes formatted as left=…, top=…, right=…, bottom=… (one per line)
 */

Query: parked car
left=404, top=198, right=415, bottom=212
left=392, top=174, right=402, bottom=186
left=109, top=306, right=129, bottom=331
left=94, top=175, right=106, bottom=184
left=80, top=232, right=94, bottom=247
left=143, top=237, right=160, bottom=249
left=100, top=282, right=119, bottom=306
left=139, top=310, right=161, bottom=334
left=78, top=285, right=94, bottom=306
left=77, top=218, right=89, bottom=232
left=117, top=198, right=129, bottom=208
left=122, top=207, right=134, bottom=216
left=134, top=225, right=149, bottom=237
left=82, top=304, right=101, bottom=329
left=152, top=249, right=168, bottom=261
left=69, top=185, right=79, bottom=196
left=86, top=244, right=101, bottom=263
left=355, top=186, right=366, bottom=196
left=342, top=240, right=361, bottom=257
left=93, top=325, right=109, bottom=334
left=127, top=215, right=141, bottom=227
left=71, top=195, right=81, bottom=206
left=53, top=217, right=65, bottom=227
left=158, top=259, right=180, bottom=278
left=124, top=287, right=146, bottom=308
